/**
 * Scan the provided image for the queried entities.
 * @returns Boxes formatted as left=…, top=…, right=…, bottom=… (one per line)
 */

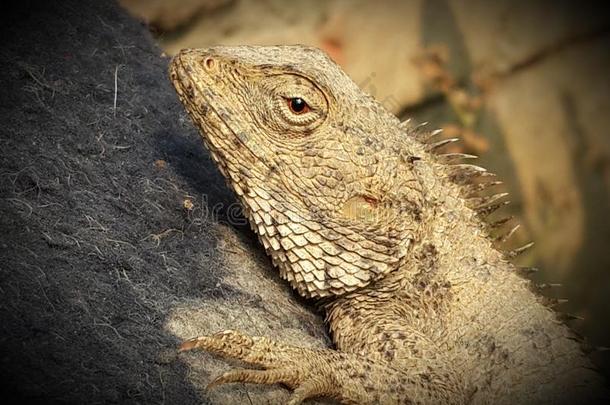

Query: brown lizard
left=169, top=46, right=607, bottom=404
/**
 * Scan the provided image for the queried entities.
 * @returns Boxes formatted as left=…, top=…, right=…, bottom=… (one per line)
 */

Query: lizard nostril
left=204, top=57, right=215, bottom=70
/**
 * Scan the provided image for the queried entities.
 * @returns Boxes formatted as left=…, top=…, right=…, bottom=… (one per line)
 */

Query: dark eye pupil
left=290, top=98, right=306, bottom=112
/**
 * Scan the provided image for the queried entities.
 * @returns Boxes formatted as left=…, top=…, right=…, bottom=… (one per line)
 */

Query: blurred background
left=120, top=0, right=610, bottom=376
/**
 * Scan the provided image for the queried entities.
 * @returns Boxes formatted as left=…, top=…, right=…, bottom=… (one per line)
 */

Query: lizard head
left=170, top=46, right=426, bottom=298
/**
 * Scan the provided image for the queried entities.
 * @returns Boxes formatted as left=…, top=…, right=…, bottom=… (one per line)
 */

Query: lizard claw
left=287, top=376, right=331, bottom=405
left=178, top=338, right=200, bottom=352
left=178, top=330, right=337, bottom=403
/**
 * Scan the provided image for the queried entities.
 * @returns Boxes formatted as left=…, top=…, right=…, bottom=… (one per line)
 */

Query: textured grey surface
left=0, top=1, right=327, bottom=403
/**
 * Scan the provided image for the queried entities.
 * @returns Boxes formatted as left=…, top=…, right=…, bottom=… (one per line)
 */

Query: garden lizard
left=170, top=46, right=607, bottom=404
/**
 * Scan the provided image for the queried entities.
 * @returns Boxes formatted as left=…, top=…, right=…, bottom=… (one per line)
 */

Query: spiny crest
left=413, top=122, right=596, bottom=334
left=401, top=119, right=587, bottom=325
left=494, top=224, right=520, bottom=243
left=400, top=118, right=535, bottom=262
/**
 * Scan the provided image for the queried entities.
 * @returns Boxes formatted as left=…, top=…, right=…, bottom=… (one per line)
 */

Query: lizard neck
left=322, top=154, right=508, bottom=352
left=323, top=216, right=601, bottom=403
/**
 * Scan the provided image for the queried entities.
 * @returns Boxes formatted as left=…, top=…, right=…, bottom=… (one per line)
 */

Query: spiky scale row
left=447, top=165, right=494, bottom=187
left=506, top=241, right=535, bottom=258
left=462, top=181, right=503, bottom=196
left=398, top=118, right=412, bottom=130
left=476, top=200, right=511, bottom=217
left=516, top=266, right=539, bottom=276
left=489, top=216, right=514, bottom=229
left=467, top=192, right=509, bottom=210
left=426, top=137, right=459, bottom=152
left=495, top=224, right=521, bottom=243
left=419, top=127, right=551, bottom=303
left=436, top=153, right=478, bottom=164
left=416, top=126, right=534, bottom=270
left=537, top=282, right=563, bottom=290
left=558, top=313, right=585, bottom=322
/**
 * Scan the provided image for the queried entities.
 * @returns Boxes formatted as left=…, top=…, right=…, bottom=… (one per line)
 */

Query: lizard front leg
left=179, top=330, right=468, bottom=404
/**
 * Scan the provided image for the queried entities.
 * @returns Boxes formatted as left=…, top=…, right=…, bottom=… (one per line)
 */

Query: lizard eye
left=286, top=97, right=311, bottom=114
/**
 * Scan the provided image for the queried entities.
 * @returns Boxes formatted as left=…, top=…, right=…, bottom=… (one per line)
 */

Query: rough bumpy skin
left=170, top=46, right=607, bottom=404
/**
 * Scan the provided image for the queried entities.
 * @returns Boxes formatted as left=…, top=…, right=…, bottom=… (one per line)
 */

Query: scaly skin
left=169, top=46, right=607, bottom=404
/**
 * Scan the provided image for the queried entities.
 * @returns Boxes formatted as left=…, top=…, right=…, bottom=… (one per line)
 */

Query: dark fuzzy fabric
left=0, top=1, right=246, bottom=402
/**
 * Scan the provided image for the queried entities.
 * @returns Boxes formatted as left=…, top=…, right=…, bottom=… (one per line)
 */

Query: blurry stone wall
left=121, top=0, right=610, bottom=375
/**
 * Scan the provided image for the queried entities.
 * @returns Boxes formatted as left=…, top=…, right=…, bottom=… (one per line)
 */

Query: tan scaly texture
left=170, top=46, right=607, bottom=404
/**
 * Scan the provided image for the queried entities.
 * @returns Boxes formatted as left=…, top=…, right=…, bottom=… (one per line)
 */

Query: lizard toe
left=207, top=367, right=299, bottom=389
left=287, top=376, right=336, bottom=405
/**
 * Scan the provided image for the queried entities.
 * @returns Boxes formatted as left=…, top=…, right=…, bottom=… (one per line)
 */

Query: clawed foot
left=178, top=330, right=458, bottom=404
left=179, top=330, right=338, bottom=404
